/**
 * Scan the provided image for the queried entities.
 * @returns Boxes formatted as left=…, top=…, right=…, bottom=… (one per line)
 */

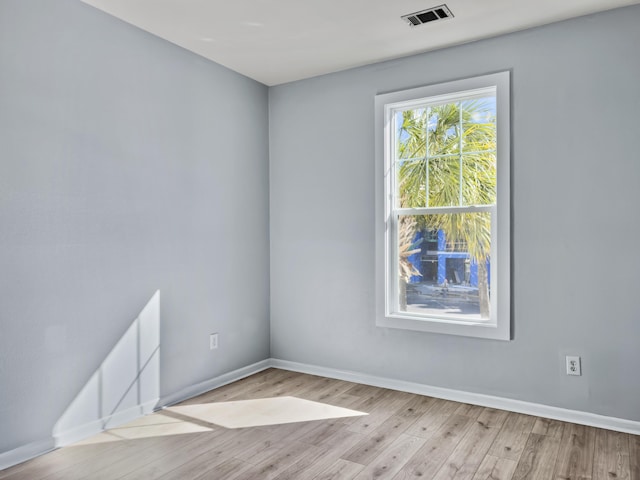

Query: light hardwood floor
left=1, top=369, right=638, bottom=480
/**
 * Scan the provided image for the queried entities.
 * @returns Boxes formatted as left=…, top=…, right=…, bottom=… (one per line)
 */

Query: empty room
left=1, top=0, right=639, bottom=479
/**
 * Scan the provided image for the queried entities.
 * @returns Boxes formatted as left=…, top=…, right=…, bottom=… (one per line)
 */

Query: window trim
left=374, top=72, right=511, bottom=341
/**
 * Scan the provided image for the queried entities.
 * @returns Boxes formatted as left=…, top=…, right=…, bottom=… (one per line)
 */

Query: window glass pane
left=396, top=108, right=426, bottom=160
left=397, top=213, right=491, bottom=321
left=427, top=157, right=460, bottom=207
left=427, top=104, right=460, bottom=156
left=461, top=97, right=496, bottom=154
left=461, top=153, right=496, bottom=206
left=397, top=159, right=426, bottom=208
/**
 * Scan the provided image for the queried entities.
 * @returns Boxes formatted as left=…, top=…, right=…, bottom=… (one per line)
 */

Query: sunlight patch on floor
left=73, top=413, right=212, bottom=445
left=165, top=396, right=368, bottom=429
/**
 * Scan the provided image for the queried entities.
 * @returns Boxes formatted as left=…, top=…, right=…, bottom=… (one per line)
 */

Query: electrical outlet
left=210, top=333, right=219, bottom=350
left=566, top=356, right=581, bottom=376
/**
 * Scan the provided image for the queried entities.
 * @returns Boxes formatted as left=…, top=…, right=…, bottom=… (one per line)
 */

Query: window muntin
left=376, top=72, right=510, bottom=340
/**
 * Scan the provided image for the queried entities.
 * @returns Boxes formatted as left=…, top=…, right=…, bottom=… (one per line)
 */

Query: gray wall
left=0, top=1, right=270, bottom=454
left=270, top=5, right=640, bottom=422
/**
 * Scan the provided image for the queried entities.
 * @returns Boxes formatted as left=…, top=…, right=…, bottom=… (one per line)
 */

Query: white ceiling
left=81, top=0, right=640, bottom=86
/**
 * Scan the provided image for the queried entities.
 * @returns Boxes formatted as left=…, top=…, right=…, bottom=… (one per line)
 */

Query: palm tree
left=398, top=215, right=422, bottom=311
left=396, top=99, right=496, bottom=318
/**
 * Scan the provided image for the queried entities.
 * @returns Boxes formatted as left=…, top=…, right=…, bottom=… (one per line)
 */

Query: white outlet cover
left=210, top=333, right=219, bottom=350
left=566, top=355, right=581, bottom=376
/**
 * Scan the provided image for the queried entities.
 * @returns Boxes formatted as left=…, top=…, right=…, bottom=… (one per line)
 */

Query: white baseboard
left=270, top=358, right=640, bottom=436
left=0, top=359, right=271, bottom=472
left=0, top=438, right=55, bottom=472
left=159, top=359, right=272, bottom=408
left=57, top=360, right=272, bottom=448
left=53, top=399, right=159, bottom=447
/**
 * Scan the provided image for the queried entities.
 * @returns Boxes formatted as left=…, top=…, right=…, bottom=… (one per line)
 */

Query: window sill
left=377, top=313, right=510, bottom=341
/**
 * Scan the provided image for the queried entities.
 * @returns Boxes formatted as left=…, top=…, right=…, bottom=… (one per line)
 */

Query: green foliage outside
left=395, top=98, right=496, bottom=317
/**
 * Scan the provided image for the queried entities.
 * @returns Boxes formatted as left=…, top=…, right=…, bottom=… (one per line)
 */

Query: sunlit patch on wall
left=53, top=291, right=162, bottom=447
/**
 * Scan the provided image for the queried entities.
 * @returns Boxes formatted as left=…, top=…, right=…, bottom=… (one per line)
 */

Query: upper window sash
left=388, top=86, right=497, bottom=112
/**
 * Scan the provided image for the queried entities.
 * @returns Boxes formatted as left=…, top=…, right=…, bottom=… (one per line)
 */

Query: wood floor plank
left=339, top=389, right=396, bottom=426
left=342, top=413, right=422, bottom=465
left=118, top=429, right=242, bottom=479
left=231, top=370, right=307, bottom=401
left=231, top=440, right=319, bottom=480
left=531, top=418, right=565, bottom=438
left=404, top=398, right=461, bottom=439
left=552, top=423, right=596, bottom=480
left=152, top=428, right=270, bottom=480
left=38, top=434, right=207, bottom=480
left=289, top=379, right=364, bottom=409
left=352, top=434, right=425, bottom=480
left=259, top=442, right=333, bottom=480
left=477, top=408, right=509, bottom=429
left=393, top=414, right=475, bottom=480
left=344, top=384, right=383, bottom=398
left=361, top=389, right=415, bottom=411
left=192, top=458, right=253, bottom=480
left=237, top=372, right=326, bottom=401
left=256, top=419, right=332, bottom=444
left=154, top=449, right=234, bottom=480
left=630, top=434, right=640, bottom=480
left=488, top=412, right=536, bottom=462
left=396, top=395, right=436, bottom=419
left=345, top=390, right=416, bottom=432
left=431, top=418, right=502, bottom=480
left=274, top=430, right=365, bottom=480
left=512, top=432, right=561, bottom=480
left=593, top=429, right=631, bottom=480
left=0, top=440, right=125, bottom=480
left=212, top=427, right=277, bottom=459
left=471, top=455, right=517, bottom=480
left=234, top=437, right=288, bottom=466
left=296, top=419, right=351, bottom=446
left=313, top=459, right=365, bottom=480
left=186, top=368, right=295, bottom=405
left=325, top=393, right=369, bottom=410
left=274, top=374, right=334, bottom=398
left=455, top=403, right=485, bottom=420
left=181, top=368, right=284, bottom=405
left=298, top=377, right=356, bottom=402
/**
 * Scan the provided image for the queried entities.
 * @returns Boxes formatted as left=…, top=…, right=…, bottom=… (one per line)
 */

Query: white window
left=375, top=72, right=510, bottom=340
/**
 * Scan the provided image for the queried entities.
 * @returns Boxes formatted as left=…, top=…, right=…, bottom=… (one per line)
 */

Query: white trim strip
left=53, top=399, right=159, bottom=447
left=396, top=205, right=493, bottom=215
left=159, top=359, right=271, bottom=408
left=0, top=438, right=55, bottom=472
left=270, top=358, right=640, bottom=435
left=55, top=358, right=271, bottom=446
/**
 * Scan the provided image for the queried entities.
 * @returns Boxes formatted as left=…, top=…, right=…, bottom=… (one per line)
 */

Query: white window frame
left=374, top=72, right=511, bottom=340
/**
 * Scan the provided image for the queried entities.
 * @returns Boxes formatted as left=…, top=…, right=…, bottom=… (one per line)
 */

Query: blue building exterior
left=408, top=229, right=488, bottom=287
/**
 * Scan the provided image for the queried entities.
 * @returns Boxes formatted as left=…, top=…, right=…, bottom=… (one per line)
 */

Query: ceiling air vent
left=402, top=5, right=454, bottom=27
